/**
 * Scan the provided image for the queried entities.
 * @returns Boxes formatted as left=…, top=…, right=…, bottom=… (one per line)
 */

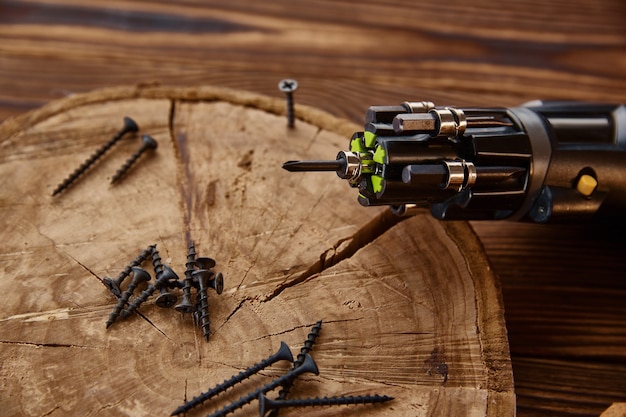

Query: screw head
left=278, top=79, right=298, bottom=93
left=174, top=294, right=195, bottom=313
left=123, top=117, right=140, bottom=133
left=195, top=257, right=216, bottom=270
left=211, top=272, right=224, bottom=295
left=140, top=134, right=158, bottom=150
left=155, top=291, right=178, bottom=308
left=131, top=267, right=152, bottom=284
left=103, top=276, right=121, bottom=297
left=159, top=264, right=179, bottom=283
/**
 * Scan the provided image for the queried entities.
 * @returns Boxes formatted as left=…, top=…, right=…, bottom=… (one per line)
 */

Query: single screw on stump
left=170, top=341, right=294, bottom=416
left=258, top=394, right=394, bottom=416
left=106, top=267, right=151, bottom=328
left=175, top=242, right=197, bottom=313
left=204, top=354, right=319, bottom=417
left=192, top=269, right=224, bottom=341
left=269, top=320, right=323, bottom=416
left=52, top=117, right=139, bottom=196
left=103, top=244, right=155, bottom=298
left=278, top=79, right=298, bottom=128
left=110, top=134, right=157, bottom=184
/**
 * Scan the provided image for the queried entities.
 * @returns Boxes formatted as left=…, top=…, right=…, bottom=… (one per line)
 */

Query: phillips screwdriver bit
left=282, top=160, right=344, bottom=172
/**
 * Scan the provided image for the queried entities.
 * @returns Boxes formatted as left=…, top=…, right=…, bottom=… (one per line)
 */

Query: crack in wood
left=169, top=99, right=194, bottom=247
left=136, top=312, right=172, bottom=341
left=39, top=405, right=60, bottom=417
left=262, top=209, right=407, bottom=302
left=0, top=340, right=100, bottom=349
left=216, top=298, right=247, bottom=334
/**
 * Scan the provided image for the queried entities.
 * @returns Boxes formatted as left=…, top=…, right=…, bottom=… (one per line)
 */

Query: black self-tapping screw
left=269, top=320, right=322, bottom=416
left=192, top=269, right=224, bottom=341
left=174, top=242, right=197, bottom=313
left=52, top=117, right=139, bottom=196
left=103, top=244, right=156, bottom=298
left=106, top=267, right=151, bottom=328
left=110, top=134, right=157, bottom=184
left=204, top=354, right=319, bottom=417
left=258, top=394, right=394, bottom=417
left=121, top=248, right=179, bottom=318
left=154, top=265, right=180, bottom=308
left=170, top=341, right=294, bottom=416
left=278, top=79, right=298, bottom=128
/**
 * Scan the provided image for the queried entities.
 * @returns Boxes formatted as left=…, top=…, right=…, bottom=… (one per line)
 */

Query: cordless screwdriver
left=283, top=101, right=626, bottom=222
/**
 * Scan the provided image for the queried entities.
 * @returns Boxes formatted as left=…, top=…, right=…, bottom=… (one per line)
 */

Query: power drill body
left=283, top=101, right=626, bottom=223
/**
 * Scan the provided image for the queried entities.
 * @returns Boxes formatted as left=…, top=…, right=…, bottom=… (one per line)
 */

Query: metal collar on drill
left=443, top=160, right=476, bottom=191
left=336, top=151, right=362, bottom=182
left=436, top=107, right=467, bottom=141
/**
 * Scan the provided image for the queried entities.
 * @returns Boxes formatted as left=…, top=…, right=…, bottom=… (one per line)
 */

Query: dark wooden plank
left=1, top=1, right=625, bottom=415
left=1, top=0, right=625, bottom=121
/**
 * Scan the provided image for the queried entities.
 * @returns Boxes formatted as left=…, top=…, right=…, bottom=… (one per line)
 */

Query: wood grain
left=1, top=0, right=625, bottom=122
left=1, top=1, right=625, bottom=415
left=0, top=86, right=513, bottom=416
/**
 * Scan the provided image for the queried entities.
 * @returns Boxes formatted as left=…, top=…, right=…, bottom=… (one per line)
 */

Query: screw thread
left=121, top=261, right=172, bottom=318
left=106, top=267, right=150, bottom=328
left=285, top=93, right=295, bottom=128
left=170, top=341, right=293, bottom=416
left=271, top=320, right=322, bottom=412
left=117, top=244, right=156, bottom=285
left=192, top=302, right=201, bottom=327
left=193, top=269, right=215, bottom=341
left=106, top=280, right=140, bottom=328
left=175, top=243, right=196, bottom=313
left=52, top=119, right=136, bottom=196
left=111, top=150, right=142, bottom=183
left=295, top=320, right=322, bottom=367
left=260, top=394, right=393, bottom=415
left=197, top=287, right=211, bottom=341
left=151, top=248, right=165, bottom=279
left=203, top=354, right=318, bottom=417
left=110, top=134, right=157, bottom=184
left=104, top=244, right=156, bottom=297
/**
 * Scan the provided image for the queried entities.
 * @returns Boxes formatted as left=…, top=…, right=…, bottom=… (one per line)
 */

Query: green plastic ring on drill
left=363, top=131, right=377, bottom=149
left=350, top=135, right=366, bottom=153
left=371, top=175, right=384, bottom=194
left=373, top=146, right=386, bottom=164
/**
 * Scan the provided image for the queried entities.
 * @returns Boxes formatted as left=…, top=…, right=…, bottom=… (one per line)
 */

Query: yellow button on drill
left=576, top=174, right=597, bottom=196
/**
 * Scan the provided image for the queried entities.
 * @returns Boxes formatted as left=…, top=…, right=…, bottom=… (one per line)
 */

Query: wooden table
left=1, top=1, right=625, bottom=415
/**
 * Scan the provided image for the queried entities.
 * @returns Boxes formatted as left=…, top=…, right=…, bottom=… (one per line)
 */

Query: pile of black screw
left=103, top=242, right=224, bottom=341
left=171, top=321, right=394, bottom=416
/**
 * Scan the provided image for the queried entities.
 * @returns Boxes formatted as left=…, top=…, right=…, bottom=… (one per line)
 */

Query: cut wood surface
left=0, top=86, right=513, bottom=417
left=1, top=1, right=625, bottom=415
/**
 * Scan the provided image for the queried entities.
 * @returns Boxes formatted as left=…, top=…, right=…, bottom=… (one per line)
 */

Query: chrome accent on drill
left=336, top=151, right=362, bottom=182
left=392, top=107, right=467, bottom=140
left=402, top=101, right=435, bottom=113
left=442, top=160, right=476, bottom=191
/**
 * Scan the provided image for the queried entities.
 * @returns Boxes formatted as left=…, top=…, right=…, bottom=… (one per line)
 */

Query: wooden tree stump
left=0, top=85, right=514, bottom=416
